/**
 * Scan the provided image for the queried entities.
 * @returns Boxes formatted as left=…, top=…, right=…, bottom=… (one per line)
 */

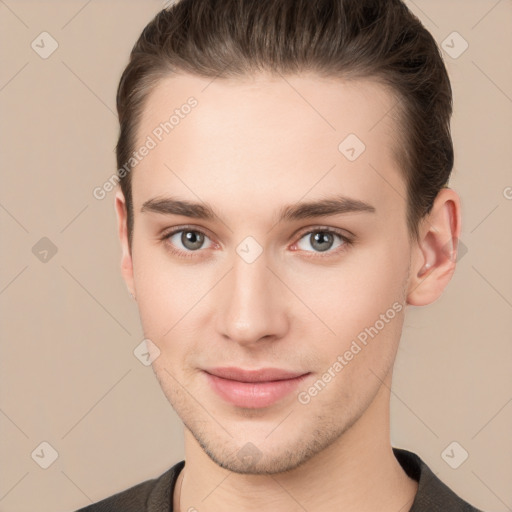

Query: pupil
left=183, top=231, right=203, bottom=250
left=312, top=232, right=333, bottom=252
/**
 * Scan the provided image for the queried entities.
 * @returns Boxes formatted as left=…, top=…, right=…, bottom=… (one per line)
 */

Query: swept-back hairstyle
left=116, top=0, right=453, bottom=249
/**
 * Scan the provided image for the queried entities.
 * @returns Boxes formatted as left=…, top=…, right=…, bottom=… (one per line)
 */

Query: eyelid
left=293, top=224, right=353, bottom=241
left=160, top=224, right=354, bottom=258
left=160, top=224, right=218, bottom=255
left=161, top=224, right=216, bottom=242
left=290, top=225, right=353, bottom=256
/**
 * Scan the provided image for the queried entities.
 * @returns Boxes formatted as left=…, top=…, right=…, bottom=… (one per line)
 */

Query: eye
left=294, top=227, right=352, bottom=255
left=162, top=227, right=213, bottom=257
left=160, top=225, right=353, bottom=260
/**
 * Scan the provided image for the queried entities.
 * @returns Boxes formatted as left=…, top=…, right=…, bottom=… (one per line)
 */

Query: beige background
left=1, top=0, right=511, bottom=511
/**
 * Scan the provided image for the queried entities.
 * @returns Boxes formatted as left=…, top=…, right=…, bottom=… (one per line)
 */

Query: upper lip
left=203, top=367, right=309, bottom=383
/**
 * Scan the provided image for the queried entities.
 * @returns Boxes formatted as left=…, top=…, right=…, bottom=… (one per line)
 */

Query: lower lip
left=204, top=372, right=311, bottom=409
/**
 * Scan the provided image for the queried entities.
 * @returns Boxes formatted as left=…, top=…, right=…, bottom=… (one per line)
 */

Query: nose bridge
left=216, top=246, right=287, bottom=344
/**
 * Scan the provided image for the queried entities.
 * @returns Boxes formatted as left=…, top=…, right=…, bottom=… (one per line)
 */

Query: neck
left=174, top=374, right=418, bottom=512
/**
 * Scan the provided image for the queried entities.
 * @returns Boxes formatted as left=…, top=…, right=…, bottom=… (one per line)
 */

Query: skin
left=115, top=72, right=461, bottom=512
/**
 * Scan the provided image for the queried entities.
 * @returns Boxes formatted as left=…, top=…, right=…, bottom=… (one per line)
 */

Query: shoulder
left=393, top=447, right=485, bottom=512
left=73, top=460, right=185, bottom=512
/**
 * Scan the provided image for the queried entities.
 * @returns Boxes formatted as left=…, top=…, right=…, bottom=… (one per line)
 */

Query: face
left=117, top=72, right=416, bottom=474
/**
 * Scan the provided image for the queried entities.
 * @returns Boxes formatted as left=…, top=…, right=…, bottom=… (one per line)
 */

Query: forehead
left=132, top=72, right=405, bottom=218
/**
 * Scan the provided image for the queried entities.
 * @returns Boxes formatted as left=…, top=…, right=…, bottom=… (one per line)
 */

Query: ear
left=406, top=187, right=462, bottom=306
left=114, top=188, right=135, bottom=298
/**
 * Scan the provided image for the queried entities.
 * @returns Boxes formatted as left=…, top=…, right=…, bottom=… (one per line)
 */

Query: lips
left=204, top=366, right=308, bottom=382
left=203, top=366, right=311, bottom=408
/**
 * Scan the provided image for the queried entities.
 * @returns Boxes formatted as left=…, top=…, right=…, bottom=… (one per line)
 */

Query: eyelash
left=159, top=225, right=354, bottom=260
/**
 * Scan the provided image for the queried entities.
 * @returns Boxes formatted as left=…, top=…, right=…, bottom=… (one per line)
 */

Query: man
left=77, top=0, right=484, bottom=510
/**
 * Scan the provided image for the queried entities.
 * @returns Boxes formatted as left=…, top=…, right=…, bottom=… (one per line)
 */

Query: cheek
left=131, top=241, right=194, bottom=338
left=131, top=227, right=409, bottom=371
left=298, top=239, right=409, bottom=392
left=296, top=240, right=408, bottom=339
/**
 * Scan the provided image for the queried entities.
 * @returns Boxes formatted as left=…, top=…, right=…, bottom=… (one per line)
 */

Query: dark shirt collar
left=393, top=447, right=482, bottom=511
left=142, top=447, right=482, bottom=511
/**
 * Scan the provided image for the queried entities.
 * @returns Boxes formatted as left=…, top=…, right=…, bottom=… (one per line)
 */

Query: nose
left=215, top=249, right=289, bottom=348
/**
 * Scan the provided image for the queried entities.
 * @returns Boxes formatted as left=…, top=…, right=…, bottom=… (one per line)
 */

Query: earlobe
left=114, top=189, right=136, bottom=298
left=406, top=188, right=462, bottom=306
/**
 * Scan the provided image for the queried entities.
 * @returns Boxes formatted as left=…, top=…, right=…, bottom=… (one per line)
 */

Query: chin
left=191, top=425, right=336, bottom=475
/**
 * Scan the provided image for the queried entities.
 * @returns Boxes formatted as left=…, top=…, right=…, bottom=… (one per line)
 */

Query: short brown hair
left=115, top=0, right=453, bottom=249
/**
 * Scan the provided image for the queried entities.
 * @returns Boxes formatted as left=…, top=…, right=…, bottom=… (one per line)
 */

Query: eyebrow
left=140, top=194, right=376, bottom=223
